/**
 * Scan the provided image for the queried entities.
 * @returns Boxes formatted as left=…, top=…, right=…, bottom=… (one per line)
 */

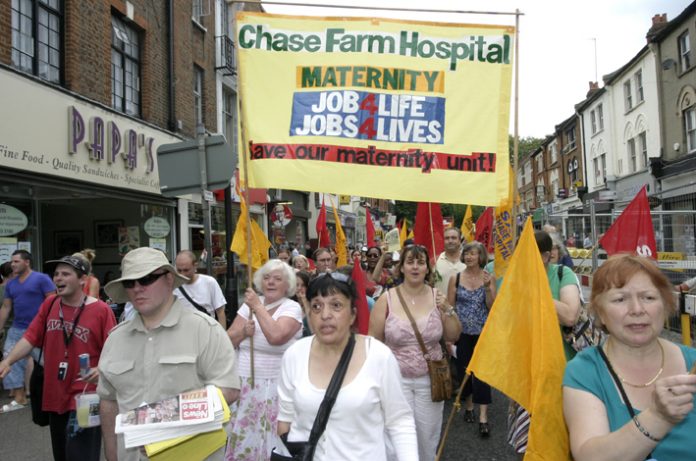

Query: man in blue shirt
left=0, top=250, right=55, bottom=409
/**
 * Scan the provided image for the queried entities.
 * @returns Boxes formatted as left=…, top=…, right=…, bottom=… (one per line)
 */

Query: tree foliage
left=509, top=135, right=545, bottom=161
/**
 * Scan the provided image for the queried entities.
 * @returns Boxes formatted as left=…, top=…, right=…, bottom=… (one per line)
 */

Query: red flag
left=352, top=256, right=370, bottom=334
left=413, top=202, right=445, bottom=263
left=475, top=207, right=494, bottom=254
left=599, top=185, right=656, bottom=259
left=365, top=205, right=376, bottom=247
left=316, top=199, right=331, bottom=248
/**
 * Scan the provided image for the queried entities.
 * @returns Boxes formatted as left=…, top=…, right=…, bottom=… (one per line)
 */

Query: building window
left=222, top=87, right=237, bottom=151
left=597, top=104, right=604, bottom=130
left=638, top=131, right=647, bottom=168
left=11, top=0, right=62, bottom=83
left=111, top=15, right=140, bottom=116
left=590, top=110, right=597, bottom=134
left=679, top=31, right=691, bottom=71
left=624, top=80, right=633, bottom=111
left=685, top=106, right=696, bottom=152
left=194, top=66, right=203, bottom=128
left=600, top=153, right=606, bottom=179
left=627, top=138, right=636, bottom=173
left=634, top=70, right=644, bottom=103
left=593, top=158, right=600, bottom=186
left=566, top=129, right=576, bottom=151
left=550, top=143, right=557, bottom=164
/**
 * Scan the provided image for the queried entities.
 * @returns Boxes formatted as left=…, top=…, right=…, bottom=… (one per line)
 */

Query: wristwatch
left=443, top=306, right=456, bottom=317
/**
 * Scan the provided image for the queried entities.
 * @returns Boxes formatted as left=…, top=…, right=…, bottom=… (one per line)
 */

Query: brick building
left=0, top=0, right=222, bottom=281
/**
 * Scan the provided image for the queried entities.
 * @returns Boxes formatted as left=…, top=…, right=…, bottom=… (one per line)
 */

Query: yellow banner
left=237, top=13, right=514, bottom=205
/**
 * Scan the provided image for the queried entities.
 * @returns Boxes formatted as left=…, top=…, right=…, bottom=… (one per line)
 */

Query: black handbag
left=270, top=334, right=356, bottom=461
left=29, top=296, right=58, bottom=427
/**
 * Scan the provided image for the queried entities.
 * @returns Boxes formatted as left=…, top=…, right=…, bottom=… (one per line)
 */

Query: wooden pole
left=237, top=58, right=255, bottom=388
left=435, top=373, right=471, bottom=461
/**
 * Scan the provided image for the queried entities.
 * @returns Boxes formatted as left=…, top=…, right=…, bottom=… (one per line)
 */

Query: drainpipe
left=167, top=0, right=176, bottom=131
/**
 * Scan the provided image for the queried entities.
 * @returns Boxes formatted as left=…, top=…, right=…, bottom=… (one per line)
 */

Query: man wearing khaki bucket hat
left=97, top=247, right=240, bottom=461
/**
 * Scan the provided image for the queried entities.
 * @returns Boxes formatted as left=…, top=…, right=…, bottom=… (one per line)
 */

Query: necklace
left=606, top=339, right=665, bottom=388
left=401, top=285, right=424, bottom=305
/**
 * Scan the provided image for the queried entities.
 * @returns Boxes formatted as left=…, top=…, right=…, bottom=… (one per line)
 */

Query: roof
left=649, top=1, right=696, bottom=42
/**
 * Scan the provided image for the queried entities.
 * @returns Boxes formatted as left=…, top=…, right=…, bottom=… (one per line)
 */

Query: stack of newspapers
left=114, top=385, right=230, bottom=460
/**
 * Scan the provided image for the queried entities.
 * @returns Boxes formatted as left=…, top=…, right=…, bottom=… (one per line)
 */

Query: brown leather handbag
left=395, top=287, right=452, bottom=402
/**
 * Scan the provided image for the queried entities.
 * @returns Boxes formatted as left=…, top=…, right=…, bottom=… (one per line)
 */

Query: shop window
left=11, top=0, right=62, bottom=83
left=111, top=15, right=141, bottom=116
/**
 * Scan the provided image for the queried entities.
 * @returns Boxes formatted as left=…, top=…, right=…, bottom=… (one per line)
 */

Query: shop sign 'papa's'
left=68, top=106, right=156, bottom=174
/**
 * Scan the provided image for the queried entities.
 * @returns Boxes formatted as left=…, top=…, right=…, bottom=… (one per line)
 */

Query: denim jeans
left=2, top=326, right=27, bottom=390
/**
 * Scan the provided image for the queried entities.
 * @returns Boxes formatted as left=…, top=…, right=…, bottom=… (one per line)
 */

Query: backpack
left=557, top=264, right=605, bottom=352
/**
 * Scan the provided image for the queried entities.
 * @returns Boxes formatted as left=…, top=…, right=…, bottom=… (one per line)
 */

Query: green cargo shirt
left=97, top=299, right=239, bottom=459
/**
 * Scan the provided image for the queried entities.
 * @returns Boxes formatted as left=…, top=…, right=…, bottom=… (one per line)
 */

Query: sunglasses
left=314, top=271, right=352, bottom=284
left=123, top=271, right=168, bottom=289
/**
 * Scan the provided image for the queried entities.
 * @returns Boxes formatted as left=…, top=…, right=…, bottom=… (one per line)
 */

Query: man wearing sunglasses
left=97, top=248, right=240, bottom=461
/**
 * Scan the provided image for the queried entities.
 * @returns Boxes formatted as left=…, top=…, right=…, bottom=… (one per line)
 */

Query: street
left=1, top=387, right=518, bottom=460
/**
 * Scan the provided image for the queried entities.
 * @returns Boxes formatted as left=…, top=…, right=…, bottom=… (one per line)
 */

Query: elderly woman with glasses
left=369, top=244, right=462, bottom=461
left=276, top=270, right=418, bottom=461
left=225, top=259, right=304, bottom=461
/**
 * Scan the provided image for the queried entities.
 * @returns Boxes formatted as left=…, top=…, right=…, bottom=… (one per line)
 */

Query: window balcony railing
left=215, top=35, right=236, bottom=76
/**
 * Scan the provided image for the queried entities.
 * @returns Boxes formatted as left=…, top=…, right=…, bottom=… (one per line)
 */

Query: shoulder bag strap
left=597, top=346, right=636, bottom=418
left=395, top=286, right=430, bottom=360
left=37, top=296, right=59, bottom=364
left=177, top=286, right=212, bottom=316
left=597, top=347, right=654, bottom=460
left=304, top=333, right=356, bottom=461
left=557, top=264, right=565, bottom=282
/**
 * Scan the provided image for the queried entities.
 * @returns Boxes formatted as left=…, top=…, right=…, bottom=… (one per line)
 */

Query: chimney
left=647, top=13, right=668, bottom=41
left=651, top=13, right=667, bottom=26
left=586, top=81, right=599, bottom=98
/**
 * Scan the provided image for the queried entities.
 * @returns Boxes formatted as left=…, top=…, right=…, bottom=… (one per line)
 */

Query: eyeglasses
left=123, top=271, right=168, bottom=289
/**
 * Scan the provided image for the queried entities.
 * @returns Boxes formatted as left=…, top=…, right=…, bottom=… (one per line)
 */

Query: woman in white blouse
left=277, top=270, right=418, bottom=461
left=226, top=260, right=304, bottom=461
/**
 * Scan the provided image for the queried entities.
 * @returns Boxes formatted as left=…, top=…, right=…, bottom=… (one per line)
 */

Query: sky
left=263, top=0, right=692, bottom=138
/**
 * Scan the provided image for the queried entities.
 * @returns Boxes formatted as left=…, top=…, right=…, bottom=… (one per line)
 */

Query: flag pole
left=237, top=60, right=255, bottom=388
left=428, top=203, right=437, bottom=263
left=511, top=10, right=521, bottom=247
left=435, top=373, right=471, bottom=461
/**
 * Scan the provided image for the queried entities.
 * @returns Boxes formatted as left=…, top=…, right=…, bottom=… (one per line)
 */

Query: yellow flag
left=468, top=218, right=570, bottom=461
left=460, top=205, right=474, bottom=243
left=399, top=218, right=408, bottom=246
left=329, top=196, right=347, bottom=267
left=493, top=202, right=514, bottom=279
left=407, top=228, right=414, bottom=240
left=230, top=196, right=271, bottom=270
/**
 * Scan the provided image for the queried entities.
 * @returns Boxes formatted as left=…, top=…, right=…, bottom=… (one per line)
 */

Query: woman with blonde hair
left=73, top=249, right=100, bottom=298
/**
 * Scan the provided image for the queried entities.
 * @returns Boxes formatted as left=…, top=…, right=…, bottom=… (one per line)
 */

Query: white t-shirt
left=237, top=297, right=303, bottom=380
left=173, top=274, right=226, bottom=317
left=278, top=336, right=418, bottom=461
left=435, top=251, right=465, bottom=295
